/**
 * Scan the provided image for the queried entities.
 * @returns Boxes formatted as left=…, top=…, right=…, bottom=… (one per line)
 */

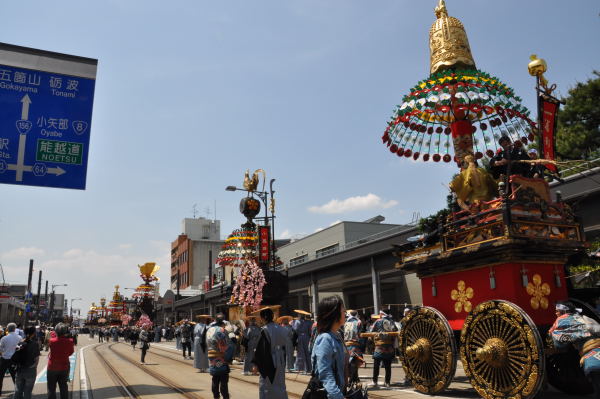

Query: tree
left=555, top=71, right=600, bottom=160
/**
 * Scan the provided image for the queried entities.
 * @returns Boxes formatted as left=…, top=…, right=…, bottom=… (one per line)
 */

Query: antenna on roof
left=409, top=212, right=421, bottom=225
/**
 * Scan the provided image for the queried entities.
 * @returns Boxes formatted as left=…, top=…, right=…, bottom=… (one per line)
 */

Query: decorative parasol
left=132, top=284, right=155, bottom=298
left=216, top=228, right=258, bottom=268
left=381, top=0, right=536, bottom=166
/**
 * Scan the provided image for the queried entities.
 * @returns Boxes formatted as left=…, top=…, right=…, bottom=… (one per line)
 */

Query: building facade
left=277, top=217, right=405, bottom=269
left=170, top=217, right=224, bottom=292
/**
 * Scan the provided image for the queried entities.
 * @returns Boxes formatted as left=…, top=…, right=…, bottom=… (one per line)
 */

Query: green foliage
left=417, top=192, right=456, bottom=235
left=567, top=239, right=600, bottom=289
left=556, top=71, right=600, bottom=160
left=418, top=208, right=450, bottom=235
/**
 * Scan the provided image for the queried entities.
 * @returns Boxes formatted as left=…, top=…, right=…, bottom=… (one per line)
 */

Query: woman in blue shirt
left=312, top=295, right=347, bottom=399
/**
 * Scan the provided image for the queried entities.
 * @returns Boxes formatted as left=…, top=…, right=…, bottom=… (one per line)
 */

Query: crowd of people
left=116, top=302, right=417, bottom=398
left=153, top=296, right=600, bottom=399
left=0, top=322, right=75, bottom=399
left=0, top=294, right=597, bottom=399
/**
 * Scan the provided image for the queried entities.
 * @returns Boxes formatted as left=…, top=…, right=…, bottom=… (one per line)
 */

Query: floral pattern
left=451, top=280, right=474, bottom=313
left=526, top=274, right=551, bottom=310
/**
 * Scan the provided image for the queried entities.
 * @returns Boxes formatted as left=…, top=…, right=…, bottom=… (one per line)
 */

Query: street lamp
left=48, top=284, right=67, bottom=324
left=70, top=297, right=82, bottom=319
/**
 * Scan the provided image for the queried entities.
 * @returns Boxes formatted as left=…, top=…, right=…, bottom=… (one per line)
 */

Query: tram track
left=91, top=344, right=140, bottom=399
left=145, top=343, right=396, bottom=399
left=93, top=343, right=205, bottom=399
left=143, top=343, right=304, bottom=399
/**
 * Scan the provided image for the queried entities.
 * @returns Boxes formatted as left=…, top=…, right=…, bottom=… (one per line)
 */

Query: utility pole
left=36, top=270, right=42, bottom=323
left=24, top=259, right=33, bottom=325
left=26, top=260, right=33, bottom=292
left=44, top=281, right=48, bottom=321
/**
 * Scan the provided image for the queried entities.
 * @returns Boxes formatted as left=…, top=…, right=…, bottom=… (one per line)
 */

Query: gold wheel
left=460, top=300, right=544, bottom=399
left=399, top=306, right=457, bottom=394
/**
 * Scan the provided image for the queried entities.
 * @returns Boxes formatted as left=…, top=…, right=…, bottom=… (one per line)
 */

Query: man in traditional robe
left=344, top=310, right=364, bottom=382
left=369, top=310, right=398, bottom=388
left=252, top=308, right=288, bottom=399
left=181, top=320, right=193, bottom=359
left=278, top=316, right=295, bottom=372
left=207, top=313, right=234, bottom=399
left=242, top=316, right=261, bottom=375
left=550, top=302, right=600, bottom=396
left=291, top=310, right=312, bottom=374
left=193, top=315, right=210, bottom=372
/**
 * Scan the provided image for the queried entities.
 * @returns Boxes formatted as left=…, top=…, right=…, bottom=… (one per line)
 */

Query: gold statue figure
left=243, top=169, right=266, bottom=193
left=449, top=155, right=498, bottom=210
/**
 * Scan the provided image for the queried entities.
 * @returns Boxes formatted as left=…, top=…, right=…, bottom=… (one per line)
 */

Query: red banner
left=539, top=97, right=559, bottom=172
left=258, top=226, right=270, bottom=264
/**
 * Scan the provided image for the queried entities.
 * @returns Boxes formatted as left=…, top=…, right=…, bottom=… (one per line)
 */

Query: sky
left=0, top=0, right=599, bottom=315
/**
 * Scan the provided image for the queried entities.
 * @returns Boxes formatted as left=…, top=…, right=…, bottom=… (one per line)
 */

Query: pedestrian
left=291, top=310, right=313, bottom=374
left=207, top=313, right=234, bottom=399
left=193, top=315, right=210, bottom=373
left=47, top=323, right=74, bottom=399
left=12, top=326, right=40, bottom=399
left=70, top=327, right=78, bottom=346
left=15, top=324, right=25, bottom=339
left=129, top=328, right=138, bottom=351
left=44, top=327, right=53, bottom=350
left=0, top=322, right=21, bottom=395
left=277, top=316, right=295, bottom=372
left=252, top=307, right=289, bottom=399
left=154, top=325, right=161, bottom=343
left=181, top=320, right=193, bottom=359
left=242, top=316, right=261, bottom=375
left=175, top=324, right=182, bottom=350
left=312, top=295, right=347, bottom=399
left=344, top=309, right=364, bottom=383
left=139, top=326, right=150, bottom=364
left=369, top=310, right=398, bottom=388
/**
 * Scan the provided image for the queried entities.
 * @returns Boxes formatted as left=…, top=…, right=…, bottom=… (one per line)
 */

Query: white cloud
left=329, top=220, right=342, bottom=226
left=1, top=247, right=45, bottom=260
left=118, top=243, right=133, bottom=250
left=308, top=193, right=398, bottom=214
left=63, top=249, right=84, bottom=258
left=279, top=229, right=292, bottom=239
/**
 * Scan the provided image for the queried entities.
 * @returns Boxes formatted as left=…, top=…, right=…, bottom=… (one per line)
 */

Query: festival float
left=216, top=169, right=287, bottom=321
left=384, top=2, right=598, bottom=398
left=95, top=296, right=107, bottom=324
left=107, top=285, right=125, bottom=325
left=86, top=302, right=98, bottom=324
left=133, top=262, right=160, bottom=320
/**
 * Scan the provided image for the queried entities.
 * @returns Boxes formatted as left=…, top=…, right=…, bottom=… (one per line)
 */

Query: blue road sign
left=0, top=47, right=96, bottom=190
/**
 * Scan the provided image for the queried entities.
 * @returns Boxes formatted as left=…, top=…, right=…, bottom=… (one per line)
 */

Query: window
left=290, top=254, right=308, bottom=267
left=315, top=243, right=339, bottom=259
